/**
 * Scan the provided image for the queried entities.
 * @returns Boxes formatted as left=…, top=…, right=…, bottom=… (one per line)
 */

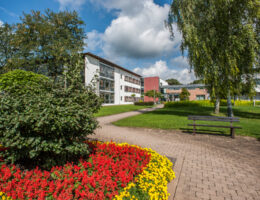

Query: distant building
left=143, top=77, right=160, bottom=102
left=141, top=77, right=209, bottom=102
left=84, top=52, right=141, bottom=105
left=141, top=77, right=168, bottom=102
left=84, top=53, right=259, bottom=104
left=161, top=84, right=209, bottom=101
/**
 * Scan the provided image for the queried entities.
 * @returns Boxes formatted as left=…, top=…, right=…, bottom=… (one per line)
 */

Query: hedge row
left=164, top=100, right=259, bottom=108
left=134, top=101, right=154, bottom=106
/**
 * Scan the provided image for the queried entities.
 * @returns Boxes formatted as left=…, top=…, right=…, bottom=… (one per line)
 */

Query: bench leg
left=230, top=128, right=235, bottom=138
left=193, top=121, right=196, bottom=135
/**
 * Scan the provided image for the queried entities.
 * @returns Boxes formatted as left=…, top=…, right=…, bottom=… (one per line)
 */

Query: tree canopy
left=179, top=88, right=190, bottom=101
left=190, top=79, right=204, bottom=85
left=1, top=9, right=86, bottom=81
left=168, top=0, right=260, bottom=115
left=166, top=78, right=182, bottom=85
left=0, top=24, right=16, bottom=73
left=145, top=90, right=162, bottom=103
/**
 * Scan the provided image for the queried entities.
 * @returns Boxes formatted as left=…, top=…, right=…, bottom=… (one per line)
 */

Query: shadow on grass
left=180, top=128, right=230, bottom=137
left=144, top=106, right=215, bottom=117
left=141, top=106, right=260, bottom=120
left=233, top=109, right=260, bottom=119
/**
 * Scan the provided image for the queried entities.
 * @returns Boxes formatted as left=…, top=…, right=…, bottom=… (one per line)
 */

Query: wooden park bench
left=188, top=115, right=242, bottom=138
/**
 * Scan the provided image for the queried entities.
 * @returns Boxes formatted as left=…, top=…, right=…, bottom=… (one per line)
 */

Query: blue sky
left=0, top=0, right=196, bottom=83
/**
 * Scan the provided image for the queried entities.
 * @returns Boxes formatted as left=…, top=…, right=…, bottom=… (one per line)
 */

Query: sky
left=0, top=0, right=196, bottom=83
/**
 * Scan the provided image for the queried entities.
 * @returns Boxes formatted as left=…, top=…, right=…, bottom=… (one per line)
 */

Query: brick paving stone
left=91, top=106, right=260, bottom=200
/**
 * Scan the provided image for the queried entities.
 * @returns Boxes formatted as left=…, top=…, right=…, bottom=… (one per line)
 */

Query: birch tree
left=168, top=0, right=259, bottom=116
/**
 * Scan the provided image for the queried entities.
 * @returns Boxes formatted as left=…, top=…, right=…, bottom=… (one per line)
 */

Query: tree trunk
left=227, top=90, right=233, bottom=117
left=153, top=90, right=156, bottom=104
left=214, top=97, right=220, bottom=114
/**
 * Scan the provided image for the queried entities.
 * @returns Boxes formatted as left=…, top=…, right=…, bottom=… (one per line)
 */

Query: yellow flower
left=113, top=143, right=175, bottom=200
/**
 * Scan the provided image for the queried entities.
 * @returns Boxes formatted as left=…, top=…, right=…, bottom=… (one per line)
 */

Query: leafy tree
left=190, top=79, right=204, bottom=85
left=6, top=9, right=86, bottom=80
left=179, top=88, right=190, bottom=101
left=0, top=24, right=16, bottom=73
left=166, top=78, right=182, bottom=85
left=168, top=0, right=259, bottom=116
left=145, top=90, right=162, bottom=103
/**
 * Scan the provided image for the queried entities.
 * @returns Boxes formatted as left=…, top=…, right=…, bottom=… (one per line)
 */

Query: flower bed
left=0, top=142, right=175, bottom=200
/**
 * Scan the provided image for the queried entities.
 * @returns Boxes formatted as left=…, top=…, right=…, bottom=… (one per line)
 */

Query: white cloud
left=85, top=30, right=104, bottom=51
left=90, top=0, right=149, bottom=16
left=0, top=20, right=3, bottom=27
left=0, top=7, right=18, bottom=18
left=91, top=0, right=181, bottom=59
left=55, top=0, right=87, bottom=10
left=170, top=56, right=190, bottom=68
left=133, top=60, right=195, bottom=84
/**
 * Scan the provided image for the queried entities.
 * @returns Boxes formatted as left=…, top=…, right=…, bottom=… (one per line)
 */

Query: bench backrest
left=188, top=115, right=240, bottom=122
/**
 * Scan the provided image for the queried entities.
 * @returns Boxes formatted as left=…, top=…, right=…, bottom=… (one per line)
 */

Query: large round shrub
left=0, top=72, right=102, bottom=169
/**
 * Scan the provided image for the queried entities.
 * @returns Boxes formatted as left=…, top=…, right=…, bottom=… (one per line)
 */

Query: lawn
left=94, top=104, right=153, bottom=117
left=113, top=105, right=260, bottom=139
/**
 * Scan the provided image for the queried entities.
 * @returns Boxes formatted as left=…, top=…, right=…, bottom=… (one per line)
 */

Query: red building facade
left=144, top=77, right=160, bottom=102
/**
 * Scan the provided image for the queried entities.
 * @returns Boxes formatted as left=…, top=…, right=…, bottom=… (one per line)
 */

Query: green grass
left=94, top=104, right=153, bottom=117
left=113, top=105, right=260, bottom=139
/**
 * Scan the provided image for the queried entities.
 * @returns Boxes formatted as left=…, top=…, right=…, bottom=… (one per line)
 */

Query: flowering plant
left=0, top=142, right=175, bottom=200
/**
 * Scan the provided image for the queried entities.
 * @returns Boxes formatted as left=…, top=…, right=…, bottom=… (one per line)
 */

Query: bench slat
left=188, top=116, right=240, bottom=122
left=188, top=124, right=242, bottom=129
left=188, top=118, right=240, bottom=122
left=188, top=115, right=239, bottom=120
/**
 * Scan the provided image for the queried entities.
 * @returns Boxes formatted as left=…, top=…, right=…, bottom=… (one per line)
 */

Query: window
left=100, top=92, right=114, bottom=104
left=196, top=95, right=205, bottom=100
left=124, top=86, right=140, bottom=93
left=124, top=96, right=141, bottom=102
left=100, top=79, right=104, bottom=88
left=121, top=96, right=122, bottom=101
left=100, top=78, right=114, bottom=92
left=255, top=79, right=260, bottom=85
left=124, top=76, right=140, bottom=86
left=120, top=85, right=122, bottom=90
left=100, top=63, right=114, bottom=79
left=121, top=74, right=123, bottom=79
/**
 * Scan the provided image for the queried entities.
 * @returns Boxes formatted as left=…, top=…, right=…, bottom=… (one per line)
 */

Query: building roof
left=84, top=52, right=142, bottom=78
left=162, top=84, right=206, bottom=89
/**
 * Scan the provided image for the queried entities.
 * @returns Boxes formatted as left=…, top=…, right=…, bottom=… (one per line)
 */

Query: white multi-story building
left=84, top=52, right=141, bottom=105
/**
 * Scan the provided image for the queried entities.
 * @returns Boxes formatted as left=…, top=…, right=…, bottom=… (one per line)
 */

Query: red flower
left=0, top=142, right=151, bottom=200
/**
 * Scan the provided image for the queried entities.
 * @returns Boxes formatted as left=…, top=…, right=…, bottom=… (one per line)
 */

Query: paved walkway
left=91, top=106, right=260, bottom=200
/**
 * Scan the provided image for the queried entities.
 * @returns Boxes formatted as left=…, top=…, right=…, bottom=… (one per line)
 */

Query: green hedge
left=164, top=100, right=213, bottom=108
left=134, top=101, right=154, bottom=106
left=164, top=100, right=257, bottom=108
